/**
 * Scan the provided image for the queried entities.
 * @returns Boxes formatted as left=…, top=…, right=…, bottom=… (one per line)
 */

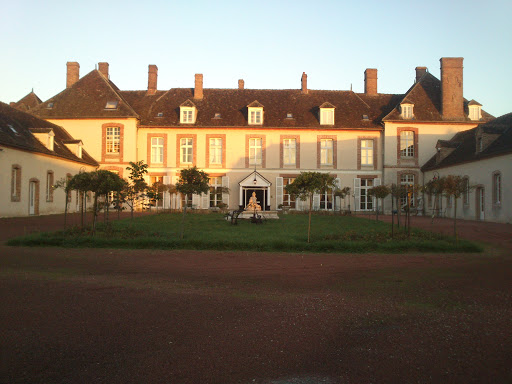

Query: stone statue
left=245, top=192, right=262, bottom=211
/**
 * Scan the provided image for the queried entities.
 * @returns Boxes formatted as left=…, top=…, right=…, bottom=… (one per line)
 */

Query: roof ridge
left=96, top=70, right=140, bottom=118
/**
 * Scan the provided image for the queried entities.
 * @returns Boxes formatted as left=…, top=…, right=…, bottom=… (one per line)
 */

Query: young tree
left=443, top=175, right=468, bottom=241
left=54, top=176, right=73, bottom=229
left=423, top=176, right=446, bottom=224
left=87, top=170, right=124, bottom=233
left=125, top=161, right=149, bottom=219
left=368, top=185, right=391, bottom=221
left=285, top=172, right=337, bottom=243
left=334, top=186, right=351, bottom=213
left=175, top=166, right=210, bottom=239
left=68, top=171, right=93, bottom=229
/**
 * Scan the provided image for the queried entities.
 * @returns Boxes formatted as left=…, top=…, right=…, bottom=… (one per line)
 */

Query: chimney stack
left=194, top=74, right=203, bottom=99
left=98, top=62, right=109, bottom=79
left=301, top=72, right=308, bottom=94
left=238, top=79, right=244, bottom=90
left=440, top=57, right=464, bottom=119
left=415, top=66, right=427, bottom=82
left=364, top=69, right=378, bottom=95
left=147, top=65, right=158, bottom=95
left=66, top=62, right=80, bottom=88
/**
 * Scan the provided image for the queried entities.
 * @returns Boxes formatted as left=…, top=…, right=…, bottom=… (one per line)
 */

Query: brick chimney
left=301, top=72, right=308, bottom=94
left=364, top=69, right=377, bottom=95
left=415, top=66, right=427, bottom=82
left=238, top=79, right=244, bottom=90
left=194, top=74, right=203, bottom=100
left=440, top=57, right=464, bottom=119
left=66, top=62, right=80, bottom=88
left=147, top=65, right=158, bottom=95
left=98, top=62, right=109, bottom=79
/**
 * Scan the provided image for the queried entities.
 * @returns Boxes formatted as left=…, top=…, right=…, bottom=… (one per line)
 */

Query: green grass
left=7, top=212, right=482, bottom=253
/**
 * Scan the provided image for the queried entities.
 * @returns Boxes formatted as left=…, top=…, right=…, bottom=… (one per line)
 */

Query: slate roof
left=29, top=67, right=493, bottom=129
left=0, top=102, right=98, bottom=166
left=30, top=70, right=139, bottom=119
left=422, top=113, right=512, bottom=171
left=12, top=91, right=42, bottom=112
left=383, top=72, right=494, bottom=122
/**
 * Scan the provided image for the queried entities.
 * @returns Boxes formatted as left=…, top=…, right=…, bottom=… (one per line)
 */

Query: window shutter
left=163, top=176, right=171, bottom=209
left=276, top=177, right=283, bottom=208
left=172, top=176, right=180, bottom=209
left=192, top=193, right=200, bottom=209
left=201, top=191, right=209, bottom=209
left=222, top=176, right=230, bottom=208
left=313, top=193, right=320, bottom=210
left=354, top=178, right=361, bottom=212
left=335, top=178, right=341, bottom=212
left=373, top=178, right=381, bottom=212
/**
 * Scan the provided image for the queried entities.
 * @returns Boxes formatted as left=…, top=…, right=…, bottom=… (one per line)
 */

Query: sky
left=1, top=0, right=511, bottom=117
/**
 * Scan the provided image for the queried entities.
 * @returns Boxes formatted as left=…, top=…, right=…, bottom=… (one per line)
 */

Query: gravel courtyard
left=1, top=214, right=511, bottom=383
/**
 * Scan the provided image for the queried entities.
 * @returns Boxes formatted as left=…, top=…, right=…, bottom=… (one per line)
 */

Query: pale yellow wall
left=1, top=147, right=96, bottom=217
left=423, top=154, right=512, bottom=223
left=139, top=127, right=381, bottom=210
left=47, top=118, right=139, bottom=165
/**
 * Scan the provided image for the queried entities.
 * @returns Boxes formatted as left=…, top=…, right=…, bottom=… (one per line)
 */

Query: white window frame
left=360, top=179, right=374, bottom=211
left=320, top=139, right=333, bottom=166
left=151, top=137, right=164, bottom=164
left=283, top=139, right=296, bottom=166
left=249, top=138, right=262, bottom=165
left=400, top=131, right=414, bottom=157
left=361, top=139, right=374, bottom=166
left=400, top=174, right=415, bottom=207
left=283, top=177, right=296, bottom=208
left=209, top=138, right=222, bottom=165
left=469, top=106, right=481, bottom=120
left=46, top=171, right=53, bottom=202
left=106, top=126, right=120, bottom=154
left=248, top=107, right=263, bottom=125
left=320, top=108, right=334, bottom=125
left=494, top=173, right=501, bottom=205
left=180, top=107, right=196, bottom=124
left=401, top=104, right=413, bottom=119
left=319, top=188, right=334, bottom=210
left=180, top=138, right=193, bottom=164
left=209, top=176, right=222, bottom=208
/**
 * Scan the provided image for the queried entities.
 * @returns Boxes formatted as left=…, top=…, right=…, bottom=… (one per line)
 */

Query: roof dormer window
left=180, top=100, right=197, bottom=124
left=319, top=102, right=335, bottom=125
left=105, top=101, right=118, bottom=110
left=214, top=112, right=222, bottom=119
left=157, top=112, right=164, bottom=117
left=247, top=101, right=264, bottom=125
left=47, top=102, right=54, bottom=109
left=286, top=113, right=293, bottom=119
left=8, top=124, right=17, bottom=134
left=468, top=101, right=482, bottom=121
left=401, top=103, right=414, bottom=119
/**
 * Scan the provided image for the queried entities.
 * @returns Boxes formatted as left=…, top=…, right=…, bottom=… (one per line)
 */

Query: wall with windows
left=137, top=127, right=381, bottom=211
left=0, top=147, right=96, bottom=217
left=423, top=154, right=512, bottom=223
left=47, top=118, right=138, bottom=168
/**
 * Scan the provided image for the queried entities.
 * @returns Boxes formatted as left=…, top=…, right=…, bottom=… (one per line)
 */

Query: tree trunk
left=454, top=198, right=458, bottom=242
left=80, top=191, right=84, bottom=229
left=64, top=191, right=68, bottom=229
left=92, top=193, right=99, bottom=234
left=307, top=195, right=313, bottom=243
left=376, top=198, right=379, bottom=221
left=180, top=205, right=187, bottom=240
left=391, top=192, right=394, bottom=239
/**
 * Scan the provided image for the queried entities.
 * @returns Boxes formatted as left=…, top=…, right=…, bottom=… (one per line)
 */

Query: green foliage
left=285, top=171, right=336, bottom=202
left=175, top=166, right=210, bottom=196
left=368, top=185, right=391, bottom=199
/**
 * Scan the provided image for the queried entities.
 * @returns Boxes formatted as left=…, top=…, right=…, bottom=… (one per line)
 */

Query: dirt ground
left=1, top=213, right=511, bottom=383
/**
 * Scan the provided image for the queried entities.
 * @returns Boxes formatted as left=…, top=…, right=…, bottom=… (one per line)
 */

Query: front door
left=244, top=188, right=265, bottom=211
left=29, top=181, right=36, bottom=215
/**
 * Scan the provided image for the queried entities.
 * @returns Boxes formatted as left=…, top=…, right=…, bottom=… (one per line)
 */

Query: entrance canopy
left=238, top=171, right=272, bottom=210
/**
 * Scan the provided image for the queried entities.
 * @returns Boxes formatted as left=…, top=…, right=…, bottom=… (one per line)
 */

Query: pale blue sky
left=1, top=0, right=510, bottom=117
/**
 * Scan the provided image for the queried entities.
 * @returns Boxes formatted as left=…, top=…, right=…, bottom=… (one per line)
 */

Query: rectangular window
left=106, top=127, right=120, bottom=154
left=249, top=138, right=262, bottom=165
left=46, top=172, right=54, bottom=202
left=494, top=173, right=501, bottom=204
left=151, top=137, right=164, bottom=164
left=321, top=109, right=334, bottom=125
left=181, top=110, right=193, bottom=123
left=400, top=131, right=414, bottom=157
left=283, top=139, right=296, bottom=166
left=283, top=177, right=296, bottom=209
left=360, top=179, right=374, bottom=211
left=11, top=166, right=21, bottom=200
left=181, top=193, right=193, bottom=208
left=249, top=110, right=262, bottom=124
left=209, top=177, right=222, bottom=208
left=320, top=189, right=333, bottom=210
left=400, top=174, right=415, bottom=207
left=402, top=105, right=413, bottom=119
left=180, top=138, right=193, bottom=164
left=209, top=138, right=222, bottom=165
left=361, top=140, right=374, bottom=166
left=320, top=139, right=333, bottom=165
left=463, top=178, right=470, bottom=205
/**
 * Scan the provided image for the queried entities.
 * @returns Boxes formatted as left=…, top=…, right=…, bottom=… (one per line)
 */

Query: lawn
left=7, top=212, right=482, bottom=253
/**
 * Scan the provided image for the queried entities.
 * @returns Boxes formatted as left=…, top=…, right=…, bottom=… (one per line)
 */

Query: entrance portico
left=238, top=171, right=272, bottom=211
